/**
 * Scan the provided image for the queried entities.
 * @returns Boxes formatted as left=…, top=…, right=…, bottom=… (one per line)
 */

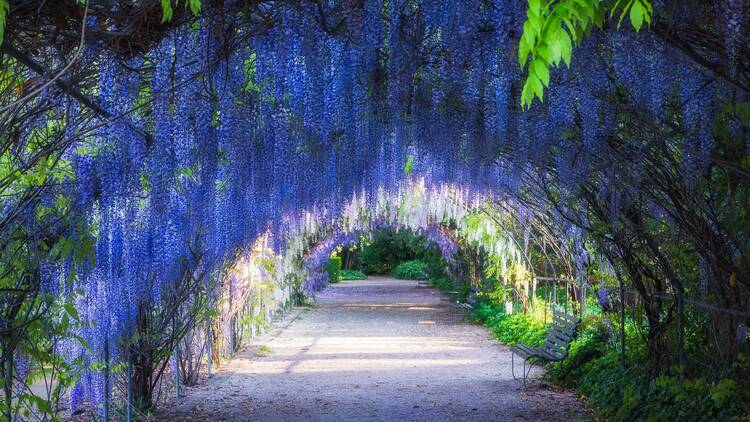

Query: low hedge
left=471, top=297, right=750, bottom=421
left=340, top=269, right=367, bottom=280
left=326, top=256, right=342, bottom=283
left=393, top=260, right=429, bottom=280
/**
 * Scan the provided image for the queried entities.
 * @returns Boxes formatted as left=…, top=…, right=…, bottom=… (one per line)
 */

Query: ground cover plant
left=339, top=269, right=367, bottom=280
left=466, top=287, right=750, bottom=421
left=393, top=260, right=430, bottom=280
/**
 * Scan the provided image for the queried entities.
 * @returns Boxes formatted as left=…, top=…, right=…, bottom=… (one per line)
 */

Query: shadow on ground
left=159, top=276, right=592, bottom=421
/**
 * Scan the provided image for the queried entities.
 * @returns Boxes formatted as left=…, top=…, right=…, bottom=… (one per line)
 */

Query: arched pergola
left=1, top=1, right=748, bottom=420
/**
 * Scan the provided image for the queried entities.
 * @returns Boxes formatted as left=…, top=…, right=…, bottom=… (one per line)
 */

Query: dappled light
left=163, top=277, right=587, bottom=421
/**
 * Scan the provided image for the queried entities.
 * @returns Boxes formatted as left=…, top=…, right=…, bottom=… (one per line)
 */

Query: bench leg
left=522, top=358, right=535, bottom=389
left=512, top=353, right=540, bottom=389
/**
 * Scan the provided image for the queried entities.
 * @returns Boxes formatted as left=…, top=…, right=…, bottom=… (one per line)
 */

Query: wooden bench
left=510, top=310, right=581, bottom=388
left=452, top=301, right=473, bottom=310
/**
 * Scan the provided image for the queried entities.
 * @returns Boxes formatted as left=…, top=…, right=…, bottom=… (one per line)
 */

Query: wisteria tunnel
left=1, top=0, right=749, bottom=420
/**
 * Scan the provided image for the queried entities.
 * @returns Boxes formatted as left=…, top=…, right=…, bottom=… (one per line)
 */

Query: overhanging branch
left=1, top=43, right=154, bottom=145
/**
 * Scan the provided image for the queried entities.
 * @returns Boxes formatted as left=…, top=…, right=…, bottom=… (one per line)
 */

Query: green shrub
left=470, top=297, right=750, bottom=421
left=354, top=229, right=449, bottom=277
left=430, top=276, right=454, bottom=291
left=340, top=269, right=367, bottom=280
left=358, top=230, right=425, bottom=274
left=470, top=297, right=548, bottom=346
left=393, top=260, right=429, bottom=280
left=566, top=356, right=750, bottom=422
left=419, top=245, right=449, bottom=280
left=326, top=256, right=342, bottom=283
left=483, top=312, right=546, bottom=346
left=544, top=318, right=750, bottom=421
left=360, top=245, right=388, bottom=274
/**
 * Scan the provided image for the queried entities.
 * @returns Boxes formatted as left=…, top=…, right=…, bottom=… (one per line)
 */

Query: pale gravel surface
left=161, top=276, right=592, bottom=421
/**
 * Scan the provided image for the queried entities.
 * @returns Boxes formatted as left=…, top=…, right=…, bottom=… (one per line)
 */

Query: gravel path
left=163, top=277, right=591, bottom=421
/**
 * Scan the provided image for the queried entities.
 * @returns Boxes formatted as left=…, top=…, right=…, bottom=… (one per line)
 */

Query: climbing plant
left=0, top=0, right=747, bottom=419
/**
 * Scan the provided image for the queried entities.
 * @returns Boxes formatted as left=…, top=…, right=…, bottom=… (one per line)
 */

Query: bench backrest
left=542, top=311, right=581, bottom=360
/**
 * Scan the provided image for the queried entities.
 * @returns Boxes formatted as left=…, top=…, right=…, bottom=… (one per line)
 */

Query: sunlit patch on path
left=163, top=276, right=591, bottom=421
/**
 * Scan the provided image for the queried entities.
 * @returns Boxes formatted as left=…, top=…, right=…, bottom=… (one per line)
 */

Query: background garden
left=0, top=0, right=749, bottom=420
left=327, top=220, right=750, bottom=421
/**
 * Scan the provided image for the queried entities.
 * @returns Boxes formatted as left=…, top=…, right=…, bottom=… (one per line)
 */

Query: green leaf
left=629, top=1, right=644, bottom=31
left=528, top=10, right=544, bottom=37
left=88, top=243, right=96, bottom=267
left=67, top=266, right=78, bottom=286
left=161, top=0, right=173, bottom=23
left=560, top=15, right=576, bottom=39
left=548, top=38, right=563, bottom=66
left=28, top=395, right=52, bottom=413
left=211, top=108, right=221, bottom=127
left=64, top=303, right=80, bottom=322
left=563, top=3, right=581, bottom=22
left=574, top=1, right=595, bottom=20
left=617, top=0, right=635, bottom=28
left=536, top=44, right=552, bottom=64
left=530, top=74, right=544, bottom=101
left=532, top=58, right=550, bottom=87
left=188, top=0, right=201, bottom=15
left=610, top=0, right=626, bottom=19
left=560, top=30, right=572, bottom=66
left=528, top=0, right=543, bottom=13
left=540, top=15, right=560, bottom=39
left=0, top=0, right=8, bottom=47
left=60, top=313, right=70, bottom=332
left=140, top=171, right=150, bottom=192
left=403, top=155, right=414, bottom=176
left=60, top=236, right=73, bottom=260
left=642, top=1, right=652, bottom=26
left=522, top=20, right=538, bottom=49
left=519, top=36, right=532, bottom=68
left=521, top=77, right=535, bottom=109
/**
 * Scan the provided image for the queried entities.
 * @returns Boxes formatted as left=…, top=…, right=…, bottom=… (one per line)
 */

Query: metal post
left=618, top=275, right=626, bottom=367
left=553, top=278, right=557, bottom=310
left=544, top=278, right=548, bottom=324
left=126, top=355, right=132, bottom=422
left=207, top=327, right=212, bottom=378
left=580, top=277, right=586, bottom=317
left=529, top=277, right=533, bottom=312
left=542, top=242, right=548, bottom=323
left=230, top=316, right=236, bottom=355
left=676, top=291, right=685, bottom=370
left=174, top=344, right=181, bottom=398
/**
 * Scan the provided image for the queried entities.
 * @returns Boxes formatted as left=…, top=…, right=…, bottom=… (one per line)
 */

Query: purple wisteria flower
left=738, top=324, right=748, bottom=346
left=597, top=287, right=610, bottom=312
